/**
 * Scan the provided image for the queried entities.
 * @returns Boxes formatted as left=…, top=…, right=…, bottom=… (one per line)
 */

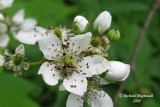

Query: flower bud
left=105, top=61, right=130, bottom=81
left=107, top=29, right=120, bottom=41
left=73, top=15, right=88, bottom=34
left=93, top=11, right=112, bottom=35
left=54, top=27, right=62, bottom=38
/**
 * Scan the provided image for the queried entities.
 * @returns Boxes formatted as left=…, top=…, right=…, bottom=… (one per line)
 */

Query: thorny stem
left=29, top=58, right=45, bottom=66
left=113, top=0, right=160, bottom=106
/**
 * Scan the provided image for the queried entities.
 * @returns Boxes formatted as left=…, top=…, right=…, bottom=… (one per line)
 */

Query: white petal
left=93, top=11, right=112, bottom=35
left=38, top=62, right=60, bottom=86
left=77, top=55, right=110, bottom=77
left=10, top=26, right=19, bottom=38
left=121, top=64, right=130, bottom=81
left=0, top=13, right=4, bottom=20
left=106, top=61, right=130, bottom=81
left=22, top=18, right=37, bottom=31
left=102, top=36, right=110, bottom=50
left=17, top=26, right=48, bottom=44
left=87, top=89, right=113, bottom=107
left=66, top=93, right=84, bottom=107
left=0, top=34, right=9, bottom=48
left=0, top=55, right=5, bottom=66
left=0, top=23, right=7, bottom=33
left=63, top=72, right=87, bottom=96
left=68, top=32, right=92, bottom=54
left=59, top=83, right=66, bottom=91
left=39, top=33, right=63, bottom=60
left=12, top=9, right=24, bottom=24
left=74, top=15, right=88, bottom=32
left=0, top=0, right=14, bottom=9
left=89, top=76, right=109, bottom=86
left=15, top=44, right=25, bottom=55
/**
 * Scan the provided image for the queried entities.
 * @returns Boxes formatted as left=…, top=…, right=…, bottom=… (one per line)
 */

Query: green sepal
left=99, top=69, right=108, bottom=78
left=83, top=23, right=89, bottom=33
left=90, top=37, right=100, bottom=47
left=54, top=27, right=62, bottom=38
left=73, top=23, right=81, bottom=35
left=103, top=28, right=110, bottom=35
left=94, top=25, right=100, bottom=36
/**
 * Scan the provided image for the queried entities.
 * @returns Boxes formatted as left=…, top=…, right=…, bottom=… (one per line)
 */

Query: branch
left=113, top=0, right=159, bottom=106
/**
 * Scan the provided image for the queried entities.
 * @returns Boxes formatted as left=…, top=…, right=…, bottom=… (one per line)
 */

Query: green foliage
left=0, top=73, right=39, bottom=107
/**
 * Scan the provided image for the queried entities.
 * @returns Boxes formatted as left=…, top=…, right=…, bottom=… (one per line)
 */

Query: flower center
left=90, top=37, right=100, bottom=47
left=54, top=51, right=78, bottom=77
left=63, top=56, right=74, bottom=65
left=12, top=55, right=23, bottom=66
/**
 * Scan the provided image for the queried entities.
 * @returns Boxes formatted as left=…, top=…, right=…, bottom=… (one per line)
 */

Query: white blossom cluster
left=16, top=11, right=130, bottom=107
left=0, top=1, right=130, bottom=106
left=0, top=0, right=37, bottom=48
left=3, top=44, right=29, bottom=76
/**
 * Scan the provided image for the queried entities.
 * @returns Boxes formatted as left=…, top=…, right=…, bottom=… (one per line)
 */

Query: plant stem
left=113, top=0, right=159, bottom=106
left=29, top=58, right=45, bottom=66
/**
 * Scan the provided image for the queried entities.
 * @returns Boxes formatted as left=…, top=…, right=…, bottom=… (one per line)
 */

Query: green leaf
left=0, top=73, right=39, bottom=107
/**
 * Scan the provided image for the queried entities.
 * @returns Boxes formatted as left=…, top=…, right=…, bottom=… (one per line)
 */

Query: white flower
left=0, top=0, right=14, bottom=9
left=105, top=61, right=130, bottom=81
left=66, top=88, right=113, bottom=107
left=17, top=26, right=72, bottom=45
left=73, top=15, right=88, bottom=33
left=17, top=26, right=49, bottom=45
left=0, top=54, right=4, bottom=66
left=93, top=11, right=112, bottom=35
left=0, top=23, right=9, bottom=48
left=12, top=9, right=24, bottom=24
left=4, top=44, right=29, bottom=75
left=15, top=44, right=25, bottom=55
left=38, top=31, right=110, bottom=96
left=11, top=9, right=37, bottom=38
left=0, top=13, right=4, bottom=20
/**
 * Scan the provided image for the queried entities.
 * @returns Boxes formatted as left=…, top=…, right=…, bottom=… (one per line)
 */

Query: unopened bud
left=73, top=15, right=88, bottom=34
left=54, top=27, right=62, bottom=38
left=105, top=61, right=130, bottom=81
left=107, top=29, right=120, bottom=41
left=93, top=11, right=112, bottom=35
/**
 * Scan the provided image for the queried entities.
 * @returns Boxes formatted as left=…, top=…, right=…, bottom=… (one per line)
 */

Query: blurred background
left=0, top=0, right=160, bottom=107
